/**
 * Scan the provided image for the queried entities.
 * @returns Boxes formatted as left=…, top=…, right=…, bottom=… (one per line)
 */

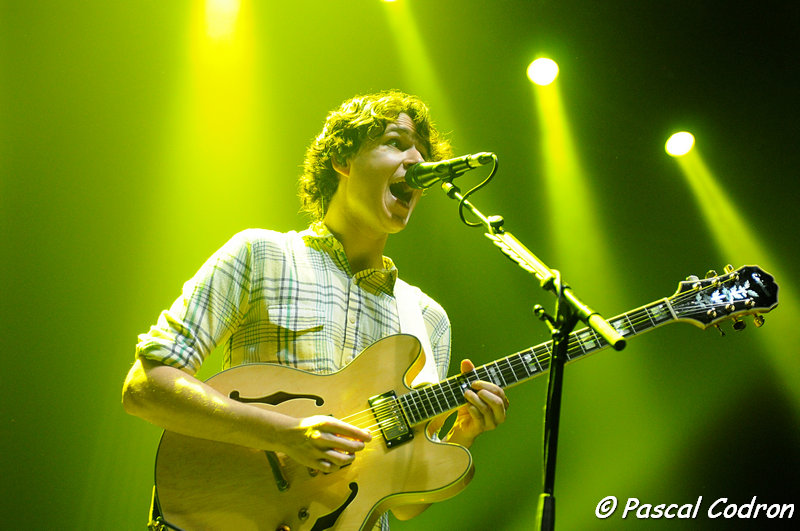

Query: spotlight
left=206, top=0, right=240, bottom=39
left=527, top=58, right=559, bottom=86
left=665, top=132, right=695, bottom=157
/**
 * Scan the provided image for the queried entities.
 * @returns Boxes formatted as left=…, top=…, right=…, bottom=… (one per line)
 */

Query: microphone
left=405, top=152, right=495, bottom=189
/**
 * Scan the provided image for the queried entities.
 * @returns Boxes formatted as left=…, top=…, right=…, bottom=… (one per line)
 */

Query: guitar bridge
left=368, top=391, right=413, bottom=448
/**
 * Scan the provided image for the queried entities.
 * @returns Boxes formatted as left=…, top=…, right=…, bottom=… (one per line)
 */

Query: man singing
left=123, top=90, right=509, bottom=530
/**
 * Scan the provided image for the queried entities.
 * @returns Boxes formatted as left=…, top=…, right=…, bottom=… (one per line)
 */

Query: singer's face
left=328, top=113, right=428, bottom=238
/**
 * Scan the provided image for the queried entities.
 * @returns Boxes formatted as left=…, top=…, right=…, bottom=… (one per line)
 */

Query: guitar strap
left=394, top=278, right=440, bottom=387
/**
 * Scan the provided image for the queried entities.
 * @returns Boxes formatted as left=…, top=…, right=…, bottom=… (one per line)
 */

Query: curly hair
left=298, top=90, right=452, bottom=221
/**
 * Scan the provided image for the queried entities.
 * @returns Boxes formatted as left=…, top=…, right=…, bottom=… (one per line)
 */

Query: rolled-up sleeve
left=135, top=232, right=253, bottom=373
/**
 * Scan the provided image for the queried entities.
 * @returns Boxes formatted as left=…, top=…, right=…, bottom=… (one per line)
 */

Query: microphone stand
left=438, top=180, right=626, bottom=531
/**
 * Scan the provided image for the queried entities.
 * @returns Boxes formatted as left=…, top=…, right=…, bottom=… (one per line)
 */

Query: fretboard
left=398, top=297, right=679, bottom=426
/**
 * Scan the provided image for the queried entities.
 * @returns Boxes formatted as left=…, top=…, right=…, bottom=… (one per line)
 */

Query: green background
left=2, top=1, right=797, bottom=529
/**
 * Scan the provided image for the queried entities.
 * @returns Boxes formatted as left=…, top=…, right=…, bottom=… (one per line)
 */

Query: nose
left=403, top=147, right=425, bottom=168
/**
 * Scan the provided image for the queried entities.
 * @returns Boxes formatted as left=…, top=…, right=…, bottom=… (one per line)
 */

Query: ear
left=331, top=155, right=350, bottom=177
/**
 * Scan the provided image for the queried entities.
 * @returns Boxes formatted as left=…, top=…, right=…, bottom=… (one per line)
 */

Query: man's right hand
left=280, top=415, right=373, bottom=472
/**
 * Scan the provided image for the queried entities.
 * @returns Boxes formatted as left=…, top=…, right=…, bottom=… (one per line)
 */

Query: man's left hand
left=446, top=358, right=509, bottom=448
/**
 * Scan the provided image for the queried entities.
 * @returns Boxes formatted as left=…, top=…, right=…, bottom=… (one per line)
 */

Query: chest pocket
left=266, top=304, right=332, bottom=372
left=268, top=304, right=324, bottom=333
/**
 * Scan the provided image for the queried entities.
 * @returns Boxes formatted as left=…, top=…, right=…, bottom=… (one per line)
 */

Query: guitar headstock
left=670, top=265, right=778, bottom=330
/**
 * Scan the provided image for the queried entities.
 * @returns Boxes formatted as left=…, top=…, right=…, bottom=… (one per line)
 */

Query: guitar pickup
left=368, top=391, right=413, bottom=448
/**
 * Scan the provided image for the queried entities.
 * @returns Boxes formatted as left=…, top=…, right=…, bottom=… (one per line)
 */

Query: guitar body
left=154, top=334, right=474, bottom=531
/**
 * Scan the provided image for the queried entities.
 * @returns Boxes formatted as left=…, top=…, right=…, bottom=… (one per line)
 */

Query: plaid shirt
left=136, top=222, right=451, bottom=380
left=137, top=224, right=450, bottom=530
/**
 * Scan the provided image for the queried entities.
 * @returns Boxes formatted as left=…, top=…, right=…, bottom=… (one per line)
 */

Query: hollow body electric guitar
left=153, top=265, right=778, bottom=531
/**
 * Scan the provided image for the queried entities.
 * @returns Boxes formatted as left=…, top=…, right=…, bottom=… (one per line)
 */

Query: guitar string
left=335, top=285, right=749, bottom=432
left=239, top=280, right=758, bottom=480
left=269, top=284, right=757, bottom=475
left=360, top=291, right=735, bottom=431
left=286, top=286, right=708, bottom=458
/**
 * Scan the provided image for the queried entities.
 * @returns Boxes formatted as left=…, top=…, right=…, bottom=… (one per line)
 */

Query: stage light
left=380, top=0, right=454, bottom=128
left=665, top=131, right=695, bottom=157
left=206, top=0, right=240, bottom=39
left=530, top=74, right=621, bottom=302
left=527, top=58, right=559, bottom=86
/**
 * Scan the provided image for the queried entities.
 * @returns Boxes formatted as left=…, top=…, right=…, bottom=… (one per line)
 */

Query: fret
left=624, top=313, right=637, bottom=334
left=648, top=301, right=673, bottom=324
left=518, top=352, right=534, bottom=377
left=521, top=354, right=533, bottom=376
left=534, top=345, right=550, bottom=371
left=466, top=369, right=480, bottom=388
left=489, top=363, right=502, bottom=386
left=521, top=351, right=535, bottom=375
left=611, top=317, right=631, bottom=337
left=399, top=393, right=420, bottom=425
left=591, top=329, right=607, bottom=351
left=662, top=297, right=679, bottom=321
left=421, top=386, right=436, bottom=417
left=399, top=393, right=419, bottom=425
left=636, top=309, right=651, bottom=332
left=411, top=394, right=423, bottom=425
left=429, top=383, right=445, bottom=413
left=643, top=305, right=658, bottom=328
left=488, top=361, right=508, bottom=387
left=572, top=332, right=588, bottom=356
left=417, top=387, right=431, bottom=417
left=475, top=366, right=490, bottom=388
left=565, top=335, right=581, bottom=360
left=533, top=349, right=545, bottom=372
left=480, top=365, right=494, bottom=386
left=445, top=378, right=462, bottom=409
left=412, top=388, right=428, bottom=421
left=542, top=342, right=553, bottom=357
left=504, top=355, right=523, bottom=383
left=447, top=380, right=464, bottom=408
left=505, top=360, right=515, bottom=382
left=575, top=328, right=597, bottom=354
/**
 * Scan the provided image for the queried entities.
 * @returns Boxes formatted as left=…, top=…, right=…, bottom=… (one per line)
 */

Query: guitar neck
left=399, top=297, right=679, bottom=426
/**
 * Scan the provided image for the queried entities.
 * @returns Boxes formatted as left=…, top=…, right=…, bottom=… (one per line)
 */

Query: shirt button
left=348, top=314, right=356, bottom=324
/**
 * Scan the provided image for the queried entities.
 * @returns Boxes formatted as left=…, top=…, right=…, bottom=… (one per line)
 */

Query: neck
left=322, top=216, right=388, bottom=274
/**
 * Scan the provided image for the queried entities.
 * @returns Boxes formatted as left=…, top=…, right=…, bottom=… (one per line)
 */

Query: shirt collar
left=301, top=222, right=399, bottom=294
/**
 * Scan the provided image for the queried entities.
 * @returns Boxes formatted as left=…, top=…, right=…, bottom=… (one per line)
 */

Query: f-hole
left=229, top=390, right=324, bottom=406
left=310, top=482, right=359, bottom=531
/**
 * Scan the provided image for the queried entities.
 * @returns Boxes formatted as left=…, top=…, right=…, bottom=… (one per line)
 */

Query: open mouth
left=389, top=181, right=414, bottom=206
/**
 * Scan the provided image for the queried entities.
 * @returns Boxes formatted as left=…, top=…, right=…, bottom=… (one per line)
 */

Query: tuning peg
left=753, top=315, right=765, bottom=328
left=732, top=318, right=746, bottom=331
left=686, top=274, right=702, bottom=289
left=723, top=264, right=740, bottom=280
